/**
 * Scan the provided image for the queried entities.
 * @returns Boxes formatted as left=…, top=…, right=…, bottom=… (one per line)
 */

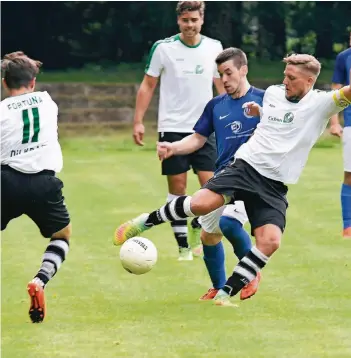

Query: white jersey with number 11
left=1, top=91, right=63, bottom=173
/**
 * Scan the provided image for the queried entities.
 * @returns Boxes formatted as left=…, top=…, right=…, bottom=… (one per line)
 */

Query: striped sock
left=146, top=196, right=195, bottom=226
left=34, top=238, right=70, bottom=286
left=167, top=194, right=189, bottom=248
left=222, top=246, right=269, bottom=296
left=171, top=220, right=189, bottom=248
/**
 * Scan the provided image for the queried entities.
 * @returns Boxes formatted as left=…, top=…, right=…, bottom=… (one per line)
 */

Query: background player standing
left=329, top=32, right=351, bottom=237
left=132, top=1, right=225, bottom=260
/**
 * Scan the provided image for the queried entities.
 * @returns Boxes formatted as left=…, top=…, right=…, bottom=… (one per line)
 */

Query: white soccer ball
left=119, top=237, right=157, bottom=275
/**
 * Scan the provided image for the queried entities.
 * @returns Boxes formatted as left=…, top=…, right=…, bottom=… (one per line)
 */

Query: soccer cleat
left=199, top=288, right=219, bottom=301
left=27, top=280, right=46, bottom=323
left=192, top=243, right=203, bottom=257
left=114, top=213, right=150, bottom=246
left=178, top=247, right=193, bottom=261
left=240, top=271, right=262, bottom=300
left=213, top=289, right=238, bottom=307
left=189, top=218, right=203, bottom=257
left=343, top=227, right=351, bottom=238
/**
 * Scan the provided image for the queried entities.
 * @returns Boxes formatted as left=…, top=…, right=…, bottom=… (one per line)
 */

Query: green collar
left=177, top=34, right=203, bottom=48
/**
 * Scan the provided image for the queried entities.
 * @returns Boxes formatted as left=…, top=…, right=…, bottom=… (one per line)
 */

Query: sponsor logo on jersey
left=283, top=112, right=294, bottom=123
left=183, top=65, right=205, bottom=75
left=230, top=121, right=242, bottom=133
left=268, top=112, right=294, bottom=124
left=195, top=65, right=204, bottom=74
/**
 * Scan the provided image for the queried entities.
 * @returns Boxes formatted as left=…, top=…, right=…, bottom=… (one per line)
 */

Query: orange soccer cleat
left=240, top=272, right=262, bottom=301
left=199, top=288, right=219, bottom=301
left=27, top=280, right=46, bottom=323
left=343, top=227, right=351, bottom=238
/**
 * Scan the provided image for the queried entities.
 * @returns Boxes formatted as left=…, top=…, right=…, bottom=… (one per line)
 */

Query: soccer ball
left=119, top=237, right=157, bottom=275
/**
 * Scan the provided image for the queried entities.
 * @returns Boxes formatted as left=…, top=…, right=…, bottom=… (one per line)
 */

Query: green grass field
left=2, top=133, right=351, bottom=358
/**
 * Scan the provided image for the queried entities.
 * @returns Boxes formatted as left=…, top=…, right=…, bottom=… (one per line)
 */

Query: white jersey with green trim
left=235, top=85, right=350, bottom=184
left=145, top=34, right=223, bottom=133
left=1, top=91, right=63, bottom=173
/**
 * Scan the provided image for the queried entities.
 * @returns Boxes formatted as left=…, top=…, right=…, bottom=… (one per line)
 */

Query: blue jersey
left=332, top=47, right=351, bottom=127
left=194, top=86, right=264, bottom=172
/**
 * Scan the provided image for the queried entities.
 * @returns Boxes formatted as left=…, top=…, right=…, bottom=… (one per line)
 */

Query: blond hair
left=283, top=54, right=321, bottom=77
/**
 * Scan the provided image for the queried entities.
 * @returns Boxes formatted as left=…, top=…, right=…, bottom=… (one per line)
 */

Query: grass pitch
left=1, top=133, right=351, bottom=358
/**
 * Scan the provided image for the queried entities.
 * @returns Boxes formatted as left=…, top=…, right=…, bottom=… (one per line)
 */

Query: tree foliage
left=1, top=1, right=350, bottom=69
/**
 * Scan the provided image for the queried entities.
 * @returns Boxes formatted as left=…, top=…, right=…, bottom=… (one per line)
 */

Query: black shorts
left=1, top=165, right=70, bottom=238
left=158, top=132, right=216, bottom=176
left=202, top=159, right=288, bottom=234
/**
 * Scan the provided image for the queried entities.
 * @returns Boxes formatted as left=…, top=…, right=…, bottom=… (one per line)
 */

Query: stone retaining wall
left=2, top=81, right=331, bottom=125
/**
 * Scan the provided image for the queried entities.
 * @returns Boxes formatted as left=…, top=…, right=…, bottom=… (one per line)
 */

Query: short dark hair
left=215, top=48, right=248, bottom=69
left=176, top=1, right=205, bottom=17
left=1, top=51, right=42, bottom=89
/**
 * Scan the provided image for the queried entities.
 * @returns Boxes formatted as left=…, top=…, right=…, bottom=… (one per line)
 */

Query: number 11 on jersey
left=22, top=107, right=40, bottom=144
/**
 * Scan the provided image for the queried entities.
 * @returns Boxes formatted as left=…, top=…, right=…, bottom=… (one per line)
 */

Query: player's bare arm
left=133, top=74, right=159, bottom=146
left=330, top=83, right=344, bottom=137
left=157, top=133, right=207, bottom=160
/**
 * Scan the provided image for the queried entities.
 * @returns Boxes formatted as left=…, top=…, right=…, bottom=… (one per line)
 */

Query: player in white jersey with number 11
left=1, top=52, right=71, bottom=322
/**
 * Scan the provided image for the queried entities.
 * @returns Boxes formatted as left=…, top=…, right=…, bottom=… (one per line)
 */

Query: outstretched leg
left=114, top=189, right=224, bottom=245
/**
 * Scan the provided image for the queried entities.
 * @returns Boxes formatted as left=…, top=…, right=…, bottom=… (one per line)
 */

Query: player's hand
left=242, top=102, right=261, bottom=117
left=329, top=123, right=343, bottom=137
left=133, top=123, right=145, bottom=146
left=157, top=141, right=174, bottom=161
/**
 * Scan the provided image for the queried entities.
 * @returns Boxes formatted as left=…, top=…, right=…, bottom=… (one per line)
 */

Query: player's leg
left=189, top=171, right=214, bottom=257
left=114, top=163, right=242, bottom=245
left=341, top=127, right=351, bottom=237
left=167, top=175, right=193, bottom=261
left=198, top=207, right=226, bottom=300
left=115, top=188, right=226, bottom=245
left=214, top=194, right=285, bottom=306
left=219, top=203, right=261, bottom=300
left=160, top=132, right=193, bottom=260
left=219, top=202, right=252, bottom=260
left=189, top=135, right=216, bottom=256
left=26, top=174, right=71, bottom=323
left=1, top=166, right=25, bottom=232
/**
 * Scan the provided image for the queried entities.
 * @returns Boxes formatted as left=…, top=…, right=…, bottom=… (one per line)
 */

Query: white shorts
left=199, top=201, right=248, bottom=235
left=343, top=127, right=351, bottom=172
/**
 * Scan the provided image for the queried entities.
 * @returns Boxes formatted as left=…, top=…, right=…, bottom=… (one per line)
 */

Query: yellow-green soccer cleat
left=114, top=213, right=150, bottom=246
left=178, top=247, right=193, bottom=261
left=213, top=289, right=238, bottom=308
left=189, top=218, right=203, bottom=257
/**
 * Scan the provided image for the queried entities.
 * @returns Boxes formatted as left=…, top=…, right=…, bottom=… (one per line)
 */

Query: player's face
left=218, top=60, right=247, bottom=96
left=283, top=64, right=313, bottom=100
left=177, top=11, right=203, bottom=39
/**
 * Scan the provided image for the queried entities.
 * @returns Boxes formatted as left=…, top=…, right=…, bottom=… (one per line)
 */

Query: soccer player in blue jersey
left=330, top=32, right=351, bottom=237
left=151, top=47, right=264, bottom=300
